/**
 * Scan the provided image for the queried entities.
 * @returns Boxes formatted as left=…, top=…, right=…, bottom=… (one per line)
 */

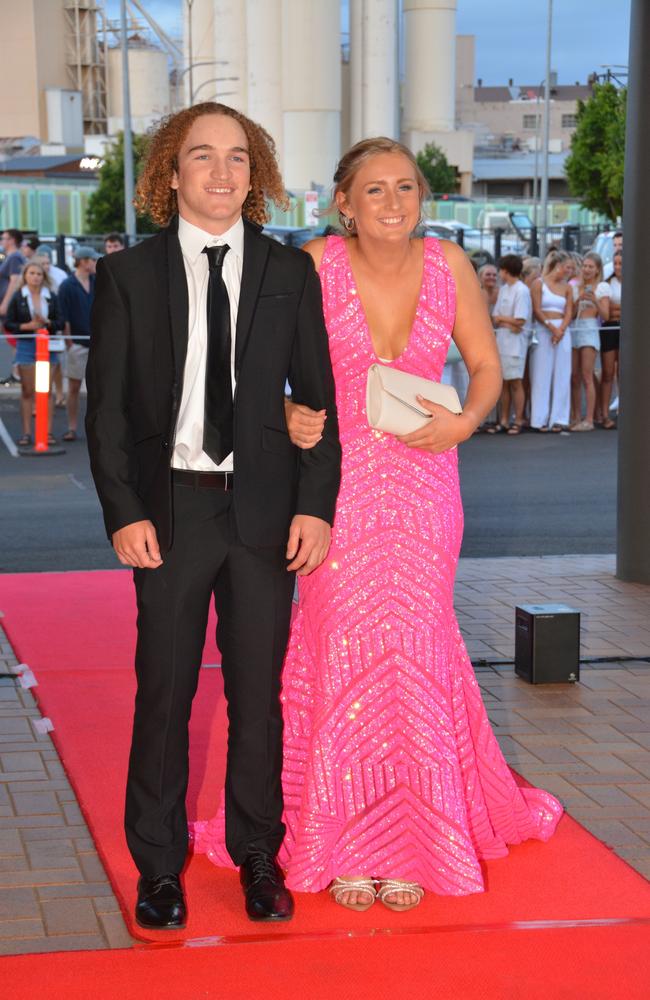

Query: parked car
left=421, top=218, right=522, bottom=259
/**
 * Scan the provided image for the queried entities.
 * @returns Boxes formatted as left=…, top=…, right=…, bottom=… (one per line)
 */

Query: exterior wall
left=460, top=98, right=582, bottom=152
left=0, top=0, right=68, bottom=140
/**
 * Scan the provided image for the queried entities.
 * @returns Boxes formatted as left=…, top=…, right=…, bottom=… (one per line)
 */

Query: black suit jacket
left=86, top=216, right=341, bottom=551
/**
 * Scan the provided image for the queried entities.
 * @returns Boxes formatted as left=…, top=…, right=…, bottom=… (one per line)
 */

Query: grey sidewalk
left=0, top=553, right=649, bottom=955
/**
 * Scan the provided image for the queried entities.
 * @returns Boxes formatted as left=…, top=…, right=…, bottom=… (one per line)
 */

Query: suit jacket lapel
left=165, top=218, right=189, bottom=381
left=235, top=220, right=270, bottom=373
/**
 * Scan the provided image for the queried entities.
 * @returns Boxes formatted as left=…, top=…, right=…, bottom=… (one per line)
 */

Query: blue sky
left=107, top=0, right=631, bottom=87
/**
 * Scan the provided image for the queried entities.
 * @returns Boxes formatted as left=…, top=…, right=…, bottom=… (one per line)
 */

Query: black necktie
left=202, top=243, right=233, bottom=464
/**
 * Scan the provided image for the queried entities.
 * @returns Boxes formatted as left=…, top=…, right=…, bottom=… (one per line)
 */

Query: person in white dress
left=529, top=251, right=574, bottom=432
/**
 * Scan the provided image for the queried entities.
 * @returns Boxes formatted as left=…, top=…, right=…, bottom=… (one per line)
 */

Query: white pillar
left=211, top=0, right=247, bottom=111
left=403, top=0, right=456, bottom=134
left=282, top=0, right=341, bottom=190
left=350, top=0, right=398, bottom=143
left=183, top=0, right=216, bottom=106
left=246, top=0, right=283, bottom=161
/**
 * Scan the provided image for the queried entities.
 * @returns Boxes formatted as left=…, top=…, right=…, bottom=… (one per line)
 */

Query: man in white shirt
left=489, top=254, right=532, bottom=435
left=86, top=105, right=341, bottom=928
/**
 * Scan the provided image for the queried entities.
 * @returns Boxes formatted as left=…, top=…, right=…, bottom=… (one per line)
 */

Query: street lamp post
left=120, top=0, right=136, bottom=240
left=539, top=0, right=553, bottom=256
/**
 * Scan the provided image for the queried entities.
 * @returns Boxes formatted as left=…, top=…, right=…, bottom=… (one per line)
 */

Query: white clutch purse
left=366, top=363, right=462, bottom=436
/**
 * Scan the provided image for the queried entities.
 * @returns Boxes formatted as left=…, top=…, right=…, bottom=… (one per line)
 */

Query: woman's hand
left=397, top=398, right=473, bottom=453
left=284, top=398, right=326, bottom=450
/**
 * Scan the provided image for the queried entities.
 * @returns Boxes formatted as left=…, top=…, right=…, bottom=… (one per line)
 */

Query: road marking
left=0, top=417, right=18, bottom=457
left=68, top=473, right=87, bottom=491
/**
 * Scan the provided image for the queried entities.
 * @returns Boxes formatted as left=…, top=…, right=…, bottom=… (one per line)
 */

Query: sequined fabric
left=193, top=236, right=563, bottom=893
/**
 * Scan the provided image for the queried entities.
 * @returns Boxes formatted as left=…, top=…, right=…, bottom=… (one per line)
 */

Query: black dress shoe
left=135, top=873, right=186, bottom=929
left=240, top=851, right=294, bottom=922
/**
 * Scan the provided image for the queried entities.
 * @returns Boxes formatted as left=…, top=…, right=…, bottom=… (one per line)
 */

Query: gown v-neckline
left=342, top=237, right=427, bottom=364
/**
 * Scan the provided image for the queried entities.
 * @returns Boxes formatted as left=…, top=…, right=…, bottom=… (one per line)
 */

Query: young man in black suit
left=86, top=104, right=341, bottom=928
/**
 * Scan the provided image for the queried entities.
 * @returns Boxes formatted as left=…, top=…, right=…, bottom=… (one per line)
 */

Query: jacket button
left=161, top=439, right=168, bottom=450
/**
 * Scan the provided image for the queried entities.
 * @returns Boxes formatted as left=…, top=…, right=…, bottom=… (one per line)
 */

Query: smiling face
left=24, top=264, right=44, bottom=289
left=336, top=152, right=421, bottom=242
left=480, top=266, right=497, bottom=289
left=171, top=113, right=251, bottom=234
left=582, top=257, right=599, bottom=284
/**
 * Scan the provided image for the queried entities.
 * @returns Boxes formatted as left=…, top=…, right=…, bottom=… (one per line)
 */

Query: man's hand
left=284, top=399, right=326, bottom=449
left=112, top=520, right=163, bottom=569
left=286, top=515, right=331, bottom=576
left=398, top=398, right=473, bottom=454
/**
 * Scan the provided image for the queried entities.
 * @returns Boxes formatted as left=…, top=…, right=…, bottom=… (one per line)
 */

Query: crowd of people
left=442, top=234, right=623, bottom=434
left=2, top=221, right=621, bottom=446
left=0, top=229, right=125, bottom=446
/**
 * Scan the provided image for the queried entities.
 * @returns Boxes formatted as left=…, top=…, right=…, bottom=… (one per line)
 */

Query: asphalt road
left=0, top=385, right=617, bottom=573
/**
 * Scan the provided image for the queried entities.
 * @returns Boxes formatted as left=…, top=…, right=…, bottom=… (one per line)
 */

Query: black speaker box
left=514, top=603, right=580, bottom=684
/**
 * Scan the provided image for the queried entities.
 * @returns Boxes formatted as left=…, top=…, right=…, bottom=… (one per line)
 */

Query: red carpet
left=1, top=570, right=650, bottom=998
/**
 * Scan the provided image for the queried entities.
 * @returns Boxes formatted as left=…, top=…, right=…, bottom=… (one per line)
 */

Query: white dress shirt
left=172, top=214, right=244, bottom=472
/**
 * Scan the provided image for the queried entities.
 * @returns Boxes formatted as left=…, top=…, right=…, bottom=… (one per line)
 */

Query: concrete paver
left=0, top=552, right=648, bottom=955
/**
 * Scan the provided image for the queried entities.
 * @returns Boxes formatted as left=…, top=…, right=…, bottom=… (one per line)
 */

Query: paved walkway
left=1, top=553, right=649, bottom=955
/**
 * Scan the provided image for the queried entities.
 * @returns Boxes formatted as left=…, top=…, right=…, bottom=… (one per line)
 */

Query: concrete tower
left=246, top=0, right=283, bottom=160
left=281, top=0, right=341, bottom=190
left=402, top=0, right=473, bottom=195
left=350, top=0, right=399, bottom=143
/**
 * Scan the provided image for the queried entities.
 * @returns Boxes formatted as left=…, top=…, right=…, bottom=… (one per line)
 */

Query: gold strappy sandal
left=377, top=879, right=424, bottom=912
left=329, top=877, right=377, bottom=912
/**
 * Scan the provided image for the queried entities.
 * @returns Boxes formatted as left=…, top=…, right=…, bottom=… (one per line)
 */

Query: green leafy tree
left=415, top=142, right=458, bottom=195
left=86, top=132, right=157, bottom=235
left=565, top=83, right=626, bottom=222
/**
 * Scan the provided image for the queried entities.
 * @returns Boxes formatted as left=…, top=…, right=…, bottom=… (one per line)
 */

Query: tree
left=86, top=132, right=157, bottom=235
left=415, top=142, right=458, bottom=196
left=565, top=82, right=626, bottom=222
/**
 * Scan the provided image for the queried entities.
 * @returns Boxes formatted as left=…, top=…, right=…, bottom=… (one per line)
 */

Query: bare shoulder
left=302, top=237, right=327, bottom=272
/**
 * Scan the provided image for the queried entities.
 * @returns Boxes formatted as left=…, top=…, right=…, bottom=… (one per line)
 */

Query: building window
left=523, top=114, right=541, bottom=129
left=562, top=113, right=578, bottom=128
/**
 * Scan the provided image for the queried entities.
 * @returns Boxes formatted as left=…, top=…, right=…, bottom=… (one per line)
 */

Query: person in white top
left=570, top=251, right=609, bottom=431
left=529, top=250, right=574, bottom=431
left=599, top=249, right=622, bottom=428
left=487, top=254, right=532, bottom=434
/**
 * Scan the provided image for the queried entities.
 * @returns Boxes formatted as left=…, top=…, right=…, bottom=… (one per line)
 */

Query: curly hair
left=135, top=102, right=289, bottom=228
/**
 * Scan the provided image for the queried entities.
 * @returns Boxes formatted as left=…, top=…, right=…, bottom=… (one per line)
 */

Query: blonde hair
left=581, top=251, right=604, bottom=283
left=328, top=137, right=430, bottom=232
left=135, top=102, right=289, bottom=228
left=542, top=249, right=569, bottom=278
left=522, top=256, right=542, bottom=281
left=20, top=260, right=51, bottom=289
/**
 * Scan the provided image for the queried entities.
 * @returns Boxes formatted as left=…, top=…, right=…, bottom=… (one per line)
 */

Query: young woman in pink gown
left=193, top=138, right=563, bottom=912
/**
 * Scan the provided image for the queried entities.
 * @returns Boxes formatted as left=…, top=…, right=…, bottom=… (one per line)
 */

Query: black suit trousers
left=125, top=481, right=295, bottom=876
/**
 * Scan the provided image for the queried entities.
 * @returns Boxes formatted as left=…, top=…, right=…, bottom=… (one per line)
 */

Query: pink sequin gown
left=193, top=236, right=562, bottom=893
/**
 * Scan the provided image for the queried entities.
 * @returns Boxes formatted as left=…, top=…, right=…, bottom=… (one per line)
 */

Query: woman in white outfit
left=570, top=251, right=608, bottom=431
left=529, top=251, right=574, bottom=432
